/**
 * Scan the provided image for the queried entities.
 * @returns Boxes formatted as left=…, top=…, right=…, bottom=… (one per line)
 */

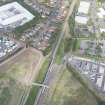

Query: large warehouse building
left=0, top=2, right=35, bottom=28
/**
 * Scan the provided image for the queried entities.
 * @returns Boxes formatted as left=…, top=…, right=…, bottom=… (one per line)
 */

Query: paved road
left=34, top=0, right=77, bottom=105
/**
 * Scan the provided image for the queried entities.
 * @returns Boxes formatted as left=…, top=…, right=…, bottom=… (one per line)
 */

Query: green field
left=0, top=48, right=41, bottom=105
left=44, top=67, right=99, bottom=105
left=25, top=57, right=49, bottom=105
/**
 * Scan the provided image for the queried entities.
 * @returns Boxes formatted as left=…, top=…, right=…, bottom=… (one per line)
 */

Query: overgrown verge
left=25, top=57, right=50, bottom=105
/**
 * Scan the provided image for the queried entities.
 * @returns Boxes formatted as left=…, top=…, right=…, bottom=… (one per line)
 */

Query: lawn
left=55, top=40, right=64, bottom=64
left=25, top=57, right=50, bottom=105
left=44, top=67, right=99, bottom=105
left=72, top=39, right=80, bottom=51
left=0, top=48, right=42, bottom=105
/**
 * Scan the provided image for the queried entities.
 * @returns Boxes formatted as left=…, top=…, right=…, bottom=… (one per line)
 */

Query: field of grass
left=25, top=57, right=50, bottom=105
left=44, top=67, right=99, bottom=105
left=55, top=40, right=64, bottom=65
left=0, top=48, right=42, bottom=105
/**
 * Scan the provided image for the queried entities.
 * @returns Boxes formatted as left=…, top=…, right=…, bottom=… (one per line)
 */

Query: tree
left=95, top=44, right=102, bottom=57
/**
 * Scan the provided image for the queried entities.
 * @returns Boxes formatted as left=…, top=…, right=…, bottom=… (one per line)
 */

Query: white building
left=75, top=16, right=88, bottom=24
left=0, top=2, right=35, bottom=28
left=75, top=1, right=90, bottom=24
left=78, top=1, right=90, bottom=14
left=100, top=28, right=105, bottom=33
left=97, top=8, right=105, bottom=18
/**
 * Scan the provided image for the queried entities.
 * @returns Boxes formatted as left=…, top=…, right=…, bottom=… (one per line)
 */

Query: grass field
left=25, top=57, right=49, bottom=105
left=44, top=67, right=99, bottom=105
left=0, top=48, right=43, bottom=105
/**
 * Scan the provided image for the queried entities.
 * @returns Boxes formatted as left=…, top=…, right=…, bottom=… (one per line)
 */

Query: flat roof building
left=97, top=8, right=105, bottom=18
left=78, top=1, right=90, bottom=14
left=75, top=16, right=88, bottom=24
left=0, top=2, right=35, bottom=28
left=100, top=28, right=105, bottom=33
left=75, top=1, right=90, bottom=24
